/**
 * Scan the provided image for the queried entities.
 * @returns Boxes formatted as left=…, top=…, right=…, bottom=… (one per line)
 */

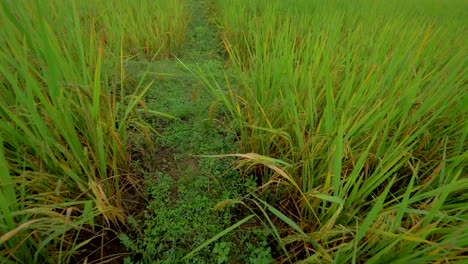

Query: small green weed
left=213, top=242, right=231, bottom=264
left=247, top=241, right=273, bottom=264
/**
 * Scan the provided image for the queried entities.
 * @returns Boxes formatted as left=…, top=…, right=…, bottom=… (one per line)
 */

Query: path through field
left=115, top=1, right=268, bottom=262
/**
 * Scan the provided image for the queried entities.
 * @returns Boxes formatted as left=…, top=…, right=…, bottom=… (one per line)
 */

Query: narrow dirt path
left=121, top=1, right=275, bottom=262
left=119, top=0, right=257, bottom=262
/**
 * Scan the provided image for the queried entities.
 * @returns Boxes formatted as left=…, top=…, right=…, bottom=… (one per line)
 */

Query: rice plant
left=84, top=0, right=188, bottom=58
left=199, top=0, right=468, bottom=262
left=0, top=0, right=186, bottom=262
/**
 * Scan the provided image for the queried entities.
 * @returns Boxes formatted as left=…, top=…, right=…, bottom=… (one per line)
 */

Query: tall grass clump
left=200, top=0, right=468, bottom=262
left=77, top=0, right=187, bottom=59
left=0, top=0, right=185, bottom=262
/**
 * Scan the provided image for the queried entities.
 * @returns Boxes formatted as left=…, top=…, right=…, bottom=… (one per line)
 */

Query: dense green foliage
left=1, top=0, right=466, bottom=262
left=0, top=0, right=187, bottom=262
left=199, top=0, right=467, bottom=262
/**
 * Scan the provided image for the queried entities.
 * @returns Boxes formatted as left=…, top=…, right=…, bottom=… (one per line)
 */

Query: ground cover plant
left=0, top=0, right=187, bottom=263
left=198, top=0, right=467, bottom=262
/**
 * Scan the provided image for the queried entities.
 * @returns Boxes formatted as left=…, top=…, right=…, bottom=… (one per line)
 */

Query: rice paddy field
left=0, top=0, right=467, bottom=263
